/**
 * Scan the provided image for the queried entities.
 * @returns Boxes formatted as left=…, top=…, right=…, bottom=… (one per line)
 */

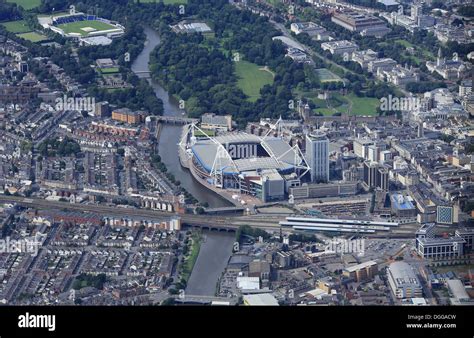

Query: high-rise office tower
left=305, top=131, right=329, bottom=183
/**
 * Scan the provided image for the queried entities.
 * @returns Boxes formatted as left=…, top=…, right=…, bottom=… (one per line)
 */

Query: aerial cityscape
left=0, top=0, right=473, bottom=321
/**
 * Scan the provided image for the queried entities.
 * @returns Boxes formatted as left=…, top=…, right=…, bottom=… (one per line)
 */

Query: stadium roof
left=214, top=133, right=260, bottom=144
left=235, top=157, right=292, bottom=172
left=191, top=140, right=236, bottom=174
left=191, top=133, right=302, bottom=175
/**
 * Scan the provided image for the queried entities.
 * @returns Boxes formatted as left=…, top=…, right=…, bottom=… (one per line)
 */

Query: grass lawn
left=194, top=129, right=216, bottom=137
left=315, top=108, right=336, bottom=116
left=235, top=60, right=274, bottom=102
left=394, top=39, right=413, bottom=48
left=57, top=21, right=119, bottom=37
left=1, top=20, right=31, bottom=33
left=16, top=32, right=48, bottom=43
left=99, top=67, right=120, bottom=74
left=346, top=94, right=380, bottom=116
left=393, top=39, right=435, bottom=63
left=296, top=90, right=379, bottom=116
left=135, top=0, right=188, bottom=4
left=6, top=0, right=41, bottom=10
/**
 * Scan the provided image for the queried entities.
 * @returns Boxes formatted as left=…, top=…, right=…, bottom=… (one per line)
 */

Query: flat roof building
left=200, top=113, right=232, bottom=131
left=416, top=236, right=465, bottom=259
left=321, top=40, right=358, bottom=56
left=237, top=277, right=261, bottom=291
left=243, top=293, right=279, bottom=306
left=290, top=22, right=327, bottom=37
left=343, top=260, right=378, bottom=282
left=351, top=49, right=378, bottom=69
left=111, top=108, right=145, bottom=125
left=367, top=58, right=397, bottom=74
left=331, top=11, right=391, bottom=37
left=80, top=36, right=113, bottom=46
left=391, top=193, right=417, bottom=218
left=387, top=262, right=422, bottom=299
left=446, top=279, right=470, bottom=302
left=377, top=65, right=419, bottom=86
left=170, top=21, right=212, bottom=34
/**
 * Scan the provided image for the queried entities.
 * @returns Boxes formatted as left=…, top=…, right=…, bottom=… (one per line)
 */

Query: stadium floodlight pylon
left=181, top=123, right=238, bottom=188
left=292, top=143, right=311, bottom=179
left=261, top=116, right=283, bottom=141
left=209, top=144, right=238, bottom=189
left=259, top=117, right=310, bottom=180
left=210, top=144, right=227, bottom=189
left=178, top=123, right=192, bottom=159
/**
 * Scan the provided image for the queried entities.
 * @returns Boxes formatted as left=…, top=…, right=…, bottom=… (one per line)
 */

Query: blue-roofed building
left=390, top=193, right=417, bottom=217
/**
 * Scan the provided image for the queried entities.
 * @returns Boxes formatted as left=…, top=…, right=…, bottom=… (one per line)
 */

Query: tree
left=458, top=5, right=474, bottom=18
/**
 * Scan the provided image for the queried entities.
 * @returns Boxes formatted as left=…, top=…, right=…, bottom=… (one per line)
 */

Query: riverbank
left=177, top=129, right=247, bottom=208
left=179, top=231, right=202, bottom=283
left=131, top=26, right=231, bottom=208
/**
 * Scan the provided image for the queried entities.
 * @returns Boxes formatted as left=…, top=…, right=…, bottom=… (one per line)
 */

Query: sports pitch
left=16, top=32, right=48, bottom=43
left=1, top=20, right=31, bottom=33
left=315, top=68, right=343, bottom=83
left=6, top=0, right=41, bottom=10
left=56, top=20, right=119, bottom=37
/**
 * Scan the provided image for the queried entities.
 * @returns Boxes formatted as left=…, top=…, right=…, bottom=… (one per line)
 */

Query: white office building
left=306, top=132, right=329, bottom=183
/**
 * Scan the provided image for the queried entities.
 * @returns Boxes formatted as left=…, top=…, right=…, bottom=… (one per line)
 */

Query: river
left=131, top=27, right=231, bottom=209
left=185, top=231, right=235, bottom=296
left=131, top=27, right=235, bottom=296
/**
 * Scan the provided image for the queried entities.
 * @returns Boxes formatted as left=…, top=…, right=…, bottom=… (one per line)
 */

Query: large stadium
left=38, top=11, right=124, bottom=39
left=180, top=123, right=310, bottom=202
